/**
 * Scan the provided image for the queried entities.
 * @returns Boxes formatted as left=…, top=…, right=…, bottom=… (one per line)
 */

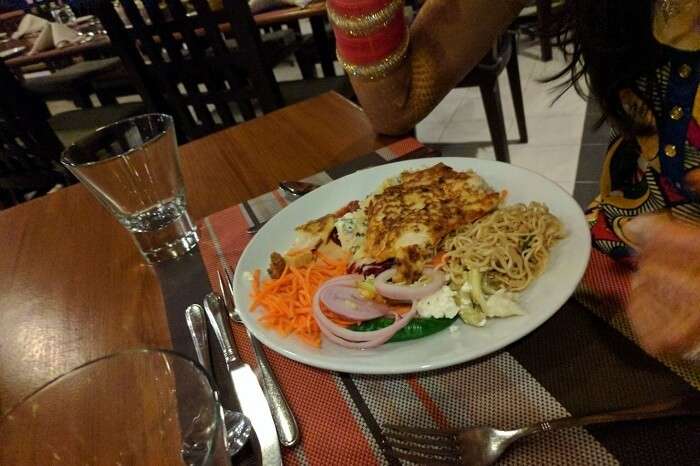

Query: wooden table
left=0, top=91, right=390, bottom=414
left=4, top=35, right=111, bottom=68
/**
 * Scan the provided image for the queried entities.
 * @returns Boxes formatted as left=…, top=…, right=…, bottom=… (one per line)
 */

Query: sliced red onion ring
left=318, top=284, right=390, bottom=320
left=374, top=268, right=445, bottom=301
left=316, top=310, right=416, bottom=348
left=312, top=288, right=417, bottom=348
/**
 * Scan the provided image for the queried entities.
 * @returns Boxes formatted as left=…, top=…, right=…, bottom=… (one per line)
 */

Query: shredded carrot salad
left=250, top=254, right=355, bottom=347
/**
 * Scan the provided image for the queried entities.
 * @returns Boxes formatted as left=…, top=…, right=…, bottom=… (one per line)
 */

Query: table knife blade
left=203, top=293, right=281, bottom=466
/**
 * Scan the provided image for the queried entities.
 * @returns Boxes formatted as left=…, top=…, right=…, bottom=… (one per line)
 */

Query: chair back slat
left=96, top=0, right=283, bottom=141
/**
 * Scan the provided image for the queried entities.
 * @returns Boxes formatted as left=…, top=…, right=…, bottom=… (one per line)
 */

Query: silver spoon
left=185, top=304, right=252, bottom=456
left=246, top=181, right=319, bottom=235
left=279, top=180, right=318, bottom=197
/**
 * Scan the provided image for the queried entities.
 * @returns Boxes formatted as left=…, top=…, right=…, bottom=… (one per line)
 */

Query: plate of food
left=233, top=157, right=590, bottom=374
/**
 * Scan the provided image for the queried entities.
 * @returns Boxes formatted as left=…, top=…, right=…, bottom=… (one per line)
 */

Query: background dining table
left=2, top=91, right=700, bottom=465
left=1, top=1, right=330, bottom=69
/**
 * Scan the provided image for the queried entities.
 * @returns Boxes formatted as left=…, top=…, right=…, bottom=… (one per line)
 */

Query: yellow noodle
left=443, top=202, right=564, bottom=292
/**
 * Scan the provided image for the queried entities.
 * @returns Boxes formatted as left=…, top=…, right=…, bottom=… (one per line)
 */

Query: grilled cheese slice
left=282, top=200, right=360, bottom=268
left=363, top=164, right=502, bottom=282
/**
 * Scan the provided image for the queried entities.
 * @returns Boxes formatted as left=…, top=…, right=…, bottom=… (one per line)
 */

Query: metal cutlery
left=218, top=266, right=300, bottom=447
left=203, top=293, right=282, bottom=466
left=384, top=394, right=700, bottom=465
left=247, top=180, right=319, bottom=235
left=185, top=304, right=252, bottom=457
left=247, top=222, right=267, bottom=235
left=185, top=304, right=213, bottom=373
left=279, top=180, right=318, bottom=197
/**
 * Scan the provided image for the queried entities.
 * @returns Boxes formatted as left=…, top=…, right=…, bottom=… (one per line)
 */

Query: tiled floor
left=416, top=38, right=595, bottom=196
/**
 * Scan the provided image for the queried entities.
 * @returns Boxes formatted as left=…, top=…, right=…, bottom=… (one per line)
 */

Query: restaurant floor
left=416, top=38, right=594, bottom=202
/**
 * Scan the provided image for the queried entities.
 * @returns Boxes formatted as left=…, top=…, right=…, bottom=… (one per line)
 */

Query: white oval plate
left=233, top=157, right=591, bottom=374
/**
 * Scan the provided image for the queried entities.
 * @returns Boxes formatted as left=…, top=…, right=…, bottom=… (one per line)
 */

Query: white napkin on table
left=11, top=14, right=49, bottom=39
left=29, top=22, right=80, bottom=54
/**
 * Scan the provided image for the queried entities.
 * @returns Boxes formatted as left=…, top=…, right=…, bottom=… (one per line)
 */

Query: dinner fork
left=217, top=265, right=300, bottom=447
left=384, top=394, right=700, bottom=465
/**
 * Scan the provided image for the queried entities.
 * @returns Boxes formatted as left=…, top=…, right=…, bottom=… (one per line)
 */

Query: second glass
left=62, top=114, right=199, bottom=263
left=0, top=349, right=223, bottom=465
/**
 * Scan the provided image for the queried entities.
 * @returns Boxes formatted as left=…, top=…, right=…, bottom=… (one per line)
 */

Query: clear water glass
left=0, top=349, right=225, bottom=466
left=62, top=114, right=199, bottom=263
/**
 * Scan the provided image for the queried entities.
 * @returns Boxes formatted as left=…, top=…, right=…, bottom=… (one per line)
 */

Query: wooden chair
left=0, top=62, right=69, bottom=208
left=95, top=0, right=285, bottom=142
left=456, top=30, right=528, bottom=164
left=515, top=0, right=563, bottom=62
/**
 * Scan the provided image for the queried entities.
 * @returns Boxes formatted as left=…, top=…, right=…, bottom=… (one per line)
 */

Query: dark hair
left=548, top=0, right=662, bottom=136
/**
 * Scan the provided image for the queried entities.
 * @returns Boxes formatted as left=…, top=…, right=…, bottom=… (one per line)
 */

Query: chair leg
left=310, top=16, right=336, bottom=77
left=507, top=33, right=528, bottom=143
left=479, top=79, right=510, bottom=164
left=294, top=49, right=317, bottom=79
left=537, top=0, right=553, bottom=62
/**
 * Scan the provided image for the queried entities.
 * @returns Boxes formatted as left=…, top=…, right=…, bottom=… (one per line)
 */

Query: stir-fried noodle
left=444, top=202, right=565, bottom=292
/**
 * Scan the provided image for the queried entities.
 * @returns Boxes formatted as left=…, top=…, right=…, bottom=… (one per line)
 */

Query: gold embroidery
left=653, top=0, right=700, bottom=51
left=328, top=0, right=404, bottom=37
left=660, top=0, right=684, bottom=21
left=338, top=32, right=409, bottom=80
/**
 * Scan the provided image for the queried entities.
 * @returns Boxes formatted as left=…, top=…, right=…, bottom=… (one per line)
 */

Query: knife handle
left=203, top=293, right=241, bottom=366
left=248, top=332, right=300, bottom=447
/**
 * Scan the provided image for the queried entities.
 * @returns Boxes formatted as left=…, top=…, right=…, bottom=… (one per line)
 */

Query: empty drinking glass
left=62, top=114, right=199, bottom=263
left=0, top=349, right=225, bottom=465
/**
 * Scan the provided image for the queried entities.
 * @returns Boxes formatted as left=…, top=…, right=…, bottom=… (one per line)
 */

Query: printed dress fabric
left=588, top=6, right=700, bottom=264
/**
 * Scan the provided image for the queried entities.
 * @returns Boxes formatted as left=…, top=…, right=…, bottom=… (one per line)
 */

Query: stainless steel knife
left=203, top=293, right=282, bottom=466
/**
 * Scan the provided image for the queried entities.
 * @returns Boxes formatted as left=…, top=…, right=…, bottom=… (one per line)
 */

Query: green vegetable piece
left=349, top=316, right=456, bottom=342
left=459, top=304, right=486, bottom=327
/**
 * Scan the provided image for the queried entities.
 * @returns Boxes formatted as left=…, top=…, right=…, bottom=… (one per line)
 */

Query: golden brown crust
left=363, top=164, right=502, bottom=282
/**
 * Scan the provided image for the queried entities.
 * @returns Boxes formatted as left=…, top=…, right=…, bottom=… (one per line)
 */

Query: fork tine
left=384, top=424, right=458, bottom=438
left=223, top=263, right=236, bottom=297
left=390, top=449, right=462, bottom=465
left=384, top=429, right=458, bottom=447
left=386, top=437, right=461, bottom=457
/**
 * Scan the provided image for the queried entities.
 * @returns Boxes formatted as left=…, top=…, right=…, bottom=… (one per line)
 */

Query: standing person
left=327, top=0, right=700, bottom=362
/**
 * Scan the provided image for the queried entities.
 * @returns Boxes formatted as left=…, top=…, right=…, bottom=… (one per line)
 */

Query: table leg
left=310, top=16, right=336, bottom=77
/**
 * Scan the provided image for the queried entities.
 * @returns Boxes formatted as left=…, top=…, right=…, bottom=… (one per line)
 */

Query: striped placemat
left=196, top=138, right=700, bottom=466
